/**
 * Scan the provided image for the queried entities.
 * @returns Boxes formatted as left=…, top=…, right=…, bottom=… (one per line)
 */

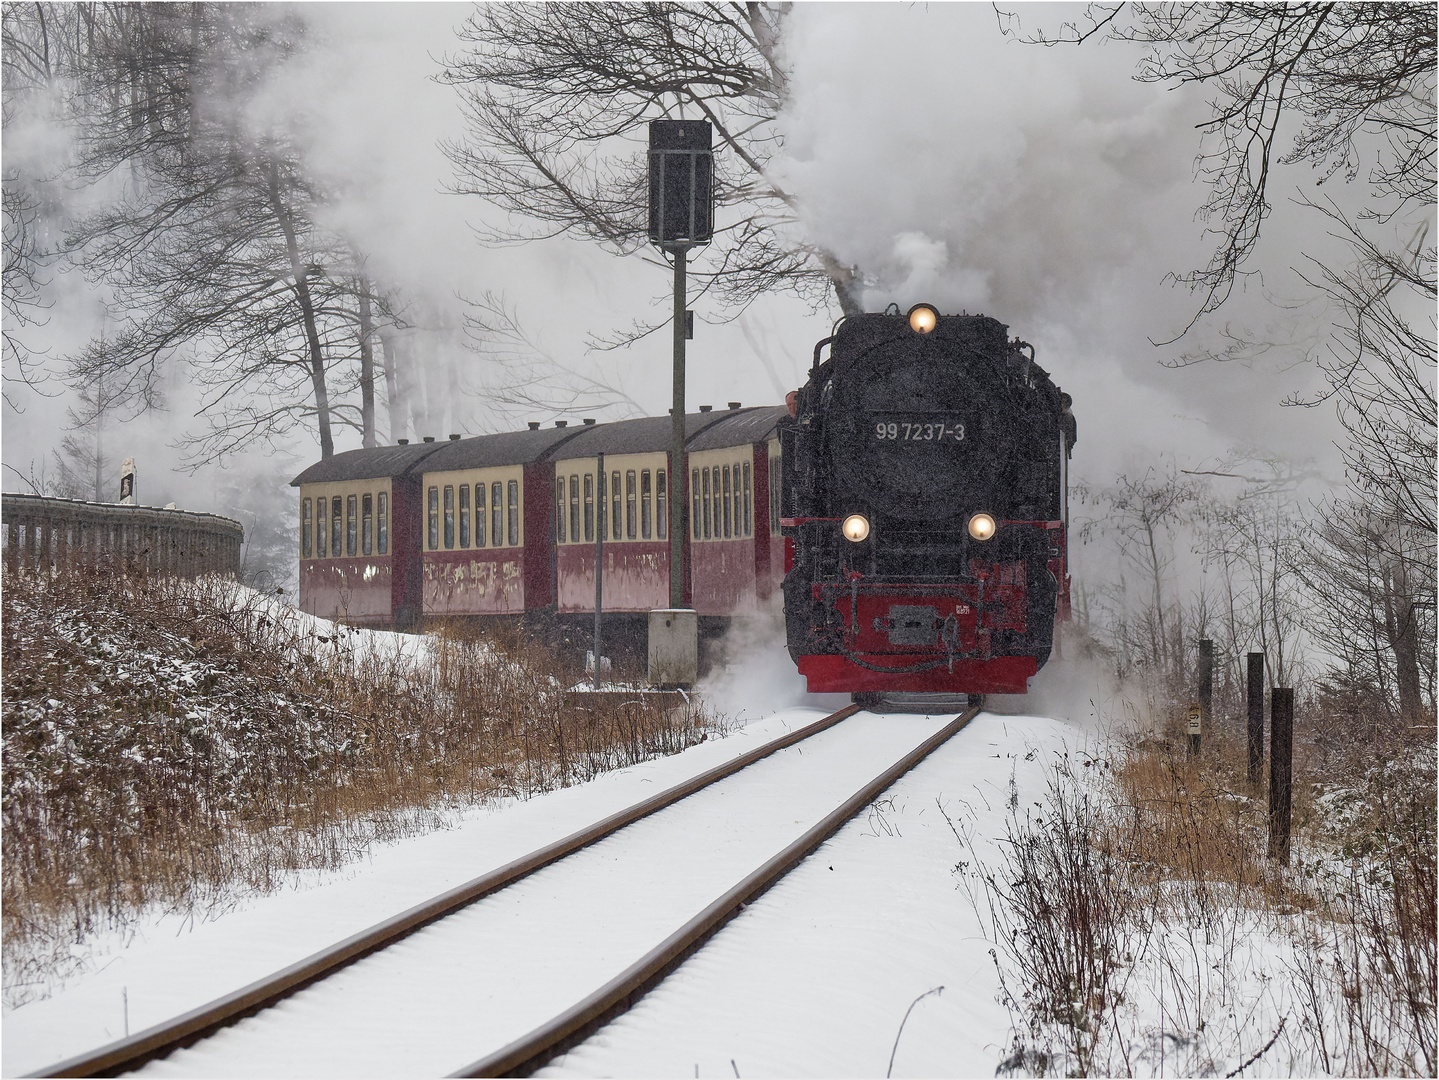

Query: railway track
left=34, top=702, right=981, bottom=1079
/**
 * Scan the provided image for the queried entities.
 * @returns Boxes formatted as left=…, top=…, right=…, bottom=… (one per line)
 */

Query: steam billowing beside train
left=779, top=306, right=1074, bottom=698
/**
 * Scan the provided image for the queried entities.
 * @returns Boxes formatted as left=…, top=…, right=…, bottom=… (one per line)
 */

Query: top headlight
left=907, top=304, right=938, bottom=334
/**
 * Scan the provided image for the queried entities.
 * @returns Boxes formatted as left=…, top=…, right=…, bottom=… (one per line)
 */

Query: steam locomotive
left=778, top=305, right=1074, bottom=698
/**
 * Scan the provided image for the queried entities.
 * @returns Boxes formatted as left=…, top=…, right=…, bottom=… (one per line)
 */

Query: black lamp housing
left=648, top=119, right=713, bottom=249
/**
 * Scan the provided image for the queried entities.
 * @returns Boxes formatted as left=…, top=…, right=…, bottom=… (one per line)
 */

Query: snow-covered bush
left=2, top=566, right=719, bottom=1004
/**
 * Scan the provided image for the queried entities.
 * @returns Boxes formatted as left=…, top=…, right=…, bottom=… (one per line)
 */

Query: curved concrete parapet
left=1, top=493, right=243, bottom=578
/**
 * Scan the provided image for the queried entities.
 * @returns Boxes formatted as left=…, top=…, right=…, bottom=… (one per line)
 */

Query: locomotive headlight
left=907, top=304, right=938, bottom=334
left=967, top=512, right=997, bottom=541
left=842, top=514, right=871, bottom=542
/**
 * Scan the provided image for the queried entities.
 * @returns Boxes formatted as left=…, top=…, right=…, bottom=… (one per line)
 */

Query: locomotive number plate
left=871, top=417, right=966, bottom=443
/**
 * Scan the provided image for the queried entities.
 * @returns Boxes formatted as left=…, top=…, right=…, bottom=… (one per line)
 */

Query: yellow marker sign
left=1186, top=704, right=1202, bottom=735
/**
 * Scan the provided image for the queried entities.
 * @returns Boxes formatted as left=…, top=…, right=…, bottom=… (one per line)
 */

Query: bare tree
left=1288, top=211, right=1436, bottom=725
left=439, top=2, right=865, bottom=338
left=50, top=4, right=377, bottom=462
left=1294, top=204, right=1436, bottom=535
left=460, top=291, right=646, bottom=421
left=1005, top=3, right=1436, bottom=327
left=1, top=2, right=70, bottom=406
left=1077, top=464, right=1202, bottom=691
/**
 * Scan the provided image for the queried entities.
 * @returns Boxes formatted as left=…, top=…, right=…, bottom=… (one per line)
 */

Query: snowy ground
left=2, top=701, right=1083, bottom=1078
left=541, top=709, right=1074, bottom=1080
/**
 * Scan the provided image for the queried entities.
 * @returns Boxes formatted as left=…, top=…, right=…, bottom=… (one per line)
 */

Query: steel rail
left=32, top=705, right=862, bottom=1079
left=452, top=703, right=983, bottom=1078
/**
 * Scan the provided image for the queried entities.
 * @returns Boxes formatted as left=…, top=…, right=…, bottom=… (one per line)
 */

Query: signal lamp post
left=645, top=120, right=712, bottom=688
left=648, top=119, right=713, bottom=608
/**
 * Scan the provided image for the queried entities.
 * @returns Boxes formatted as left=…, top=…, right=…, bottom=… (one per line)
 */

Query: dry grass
left=983, top=693, right=1436, bottom=1076
left=2, top=566, right=723, bottom=1005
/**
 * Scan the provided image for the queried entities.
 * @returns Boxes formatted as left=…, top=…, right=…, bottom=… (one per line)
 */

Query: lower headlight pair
left=840, top=512, right=997, bottom=542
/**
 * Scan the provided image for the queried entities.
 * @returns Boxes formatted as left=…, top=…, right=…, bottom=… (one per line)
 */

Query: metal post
left=1247, top=652, right=1265, bottom=783
left=1268, top=687, right=1294, bottom=863
left=593, top=452, right=605, bottom=688
left=669, top=246, right=688, bottom=608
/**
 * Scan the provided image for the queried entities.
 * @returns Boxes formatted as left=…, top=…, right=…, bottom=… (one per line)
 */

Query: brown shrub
left=2, top=567, right=722, bottom=1003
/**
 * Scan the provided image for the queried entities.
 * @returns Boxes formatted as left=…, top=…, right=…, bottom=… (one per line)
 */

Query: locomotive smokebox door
left=648, top=120, right=713, bottom=249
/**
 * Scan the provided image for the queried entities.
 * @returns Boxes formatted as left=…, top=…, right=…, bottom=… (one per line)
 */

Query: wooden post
left=1268, top=687, right=1294, bottom=863
left=1247, top=652, right=1265, bottom=783
left=1197, top=637, right=1213, bottom=750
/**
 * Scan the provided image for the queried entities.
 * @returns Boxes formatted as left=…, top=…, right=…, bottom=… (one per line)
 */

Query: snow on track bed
left=135, top=710, right=966, bottom=1078
left=4, top=707, right=838, bottom=1078
left=539, top=711, right=1074, bottom=1080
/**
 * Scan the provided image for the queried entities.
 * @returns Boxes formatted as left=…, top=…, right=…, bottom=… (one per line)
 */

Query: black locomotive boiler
left=779, top=305, right=1074, bottom=698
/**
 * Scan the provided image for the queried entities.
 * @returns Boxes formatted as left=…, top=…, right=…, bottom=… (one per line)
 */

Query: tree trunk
left=378, top=329, right=402, bottom=444
left=267, top=159, right=333, bottom=459
left=357, top=277, right=377, bottom=448
left=819, top=251, right=863, bottom=316
left=1384, top=548, right=1424, bottom=726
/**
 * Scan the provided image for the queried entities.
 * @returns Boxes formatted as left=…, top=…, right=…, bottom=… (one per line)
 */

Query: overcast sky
left=3, top=3, right=1358, bottom=534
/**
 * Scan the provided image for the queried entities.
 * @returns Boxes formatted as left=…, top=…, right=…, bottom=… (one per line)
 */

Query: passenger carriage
left=292, top=441, right=449, bottom=629
left=292, top=405, right=788, bottom=634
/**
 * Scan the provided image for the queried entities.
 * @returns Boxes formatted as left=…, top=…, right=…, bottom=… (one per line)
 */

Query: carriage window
left=657, top=468, right=668, bottom=540
left=443, top=486, right=455, bottom=549
left=475, top=484, right=486, bottom=548
left=362, top=493, right=373, bottom=555
left=491, top=482, right=503, bottom=547
left=703, top=468, right=713, bottom=539
left=346, top=495, right=358, bottom=556
left=459, top=484, right=470, bottom=548
left=569, top=475, right=580, bottom=544
left=742, top=462, right=752, bottom=536
left=332, top=497, right=343, bottom=557
left=316, top=497, right=327, bottom=557
left=427, top=487, right=439, bottom=550
left=555, top=477, right=566, bottom=543
left=626, top=470, right=637, bottom=539
left=711, top=467, right=721, bottom=540
left=302, top=498, right=313, bottom=557
left=378, top=492, right=389, bottom=554
left=596, top=470, right=606, bottom=541
left=508, top=480, right=519, bottom=546
left=584, top=473, right=595, bottom=542
left=640, top=471, right=652, bottom=539
left=734, top=461, right=744, bottom=537
left=692, top=468, right=702, bottom=539
left=722, top=466, right=732, bottom=539
left=612, top=470, right=622, bottom=541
